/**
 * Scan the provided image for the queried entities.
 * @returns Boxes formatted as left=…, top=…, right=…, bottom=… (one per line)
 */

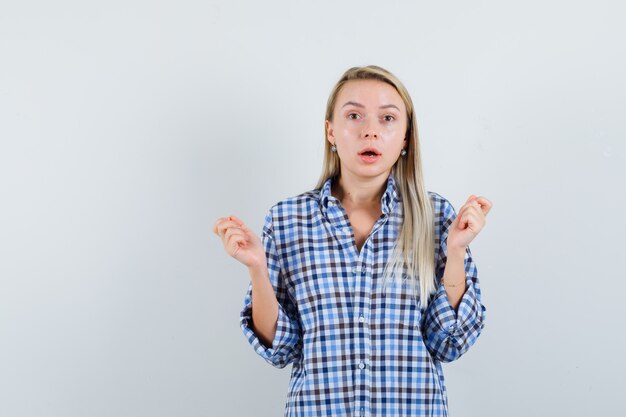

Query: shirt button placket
left=353, top=261, right=370, bottom=417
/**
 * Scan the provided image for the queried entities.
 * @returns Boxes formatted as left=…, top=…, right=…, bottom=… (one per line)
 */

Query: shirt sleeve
left=422, top=198, right=487, bottom=363
left=239, top=209, right=302, bottom=369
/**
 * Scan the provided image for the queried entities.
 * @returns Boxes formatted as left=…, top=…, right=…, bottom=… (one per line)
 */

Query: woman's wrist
left=442, top=245, right=467, bottom=288
left=248, top=262, right=269, bottom=281
left=446, top=244, right=466, bottom=260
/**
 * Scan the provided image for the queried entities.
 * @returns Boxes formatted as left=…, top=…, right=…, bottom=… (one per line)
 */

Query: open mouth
left=359, top=148, right=381, bottom=156
left=358, top=149, right=382, bottom=163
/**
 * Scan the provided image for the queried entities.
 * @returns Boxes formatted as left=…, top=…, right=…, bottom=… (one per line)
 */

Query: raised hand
left=212, top=215, right=266, bottom=270
left=446, top=195, right=493, bottom=250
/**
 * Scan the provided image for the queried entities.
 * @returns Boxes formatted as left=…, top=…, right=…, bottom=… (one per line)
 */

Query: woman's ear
left=325, top=120, right=334, bottom=141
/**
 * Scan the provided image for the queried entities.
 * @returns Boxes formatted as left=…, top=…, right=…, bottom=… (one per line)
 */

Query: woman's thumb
left=228, top=215, right=245, bottom=228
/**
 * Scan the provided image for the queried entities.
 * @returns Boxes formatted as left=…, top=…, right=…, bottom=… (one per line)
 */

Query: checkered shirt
left=240, top=172, right=487, bottom=417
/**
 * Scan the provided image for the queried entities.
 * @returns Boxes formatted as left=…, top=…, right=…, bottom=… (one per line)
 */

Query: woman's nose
left=361, top=118, right=379, bottom=139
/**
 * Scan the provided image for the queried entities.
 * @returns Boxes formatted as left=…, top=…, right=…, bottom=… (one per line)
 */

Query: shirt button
left=359, top=314, right=365, bottom=323
left=360, top=407, right=365, bottom=417
left=358, top=361, right=366, bottom=370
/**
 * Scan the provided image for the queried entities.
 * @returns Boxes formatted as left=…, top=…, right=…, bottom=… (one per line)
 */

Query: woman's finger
left=228, top=231, right=247, bottom=247
left=212, top=217, right=225, bottom=235
left=466, top=209, right=487, bottom=230
left=228, top=235, right=245, bottom=257
left=215, top=218, right=240, bottom=238
left=457, top=202, right=473, bottom=224
left=213, top=217, right=235, bottom=235
left=224, top=226, right=246, bottom=243
left=467, top=204, right=485, bottom=219
left=228, top=215, right=246, bottom=227
left=474, top=197, right=493, bottom=216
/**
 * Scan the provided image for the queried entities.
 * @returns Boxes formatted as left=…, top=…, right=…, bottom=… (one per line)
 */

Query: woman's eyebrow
left=341, top=101, right=400, bottom=111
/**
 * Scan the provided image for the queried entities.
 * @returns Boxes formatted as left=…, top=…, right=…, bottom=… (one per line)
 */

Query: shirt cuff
left=430, top=278, right=486, bottom=336
left=240, top=301, right=299, bottom=361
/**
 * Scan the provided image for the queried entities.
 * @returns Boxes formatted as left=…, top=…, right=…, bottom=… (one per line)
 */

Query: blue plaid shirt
left=240, top=172, right=486, bottom=417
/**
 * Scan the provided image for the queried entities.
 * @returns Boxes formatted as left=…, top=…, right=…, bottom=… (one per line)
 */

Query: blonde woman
left=213, top=65, right=492, bottom=417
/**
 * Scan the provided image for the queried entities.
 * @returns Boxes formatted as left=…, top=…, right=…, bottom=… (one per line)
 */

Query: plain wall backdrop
left=1, top=1, right=625, bottom=416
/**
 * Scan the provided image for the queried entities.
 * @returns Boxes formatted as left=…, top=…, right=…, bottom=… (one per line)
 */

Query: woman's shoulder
left=262, top=187, right=323, bottom=233
left=268, top=187, right=321, bottom=213
left=426, top=190, right=457, bottom=223
left=427, top=190, right=448, bottom=206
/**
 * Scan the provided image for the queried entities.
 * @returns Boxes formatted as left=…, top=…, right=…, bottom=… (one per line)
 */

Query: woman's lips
left=359, top=153, right=382, bottom=163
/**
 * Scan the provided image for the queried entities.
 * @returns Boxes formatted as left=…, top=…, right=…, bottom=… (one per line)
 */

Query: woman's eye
left=348, top=113, right=360, bottom=120
left=384, top=115, right=395, bottom=122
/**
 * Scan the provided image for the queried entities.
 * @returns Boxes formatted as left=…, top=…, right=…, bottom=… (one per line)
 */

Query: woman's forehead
left=336, top=79, right=404, bottom=110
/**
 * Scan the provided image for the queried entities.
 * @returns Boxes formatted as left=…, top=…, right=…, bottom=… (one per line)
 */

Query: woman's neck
left=331, top=171, right=389, bottom=208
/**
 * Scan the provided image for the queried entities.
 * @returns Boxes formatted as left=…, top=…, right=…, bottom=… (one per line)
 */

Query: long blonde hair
left=314, top=65, right=436, bottom=312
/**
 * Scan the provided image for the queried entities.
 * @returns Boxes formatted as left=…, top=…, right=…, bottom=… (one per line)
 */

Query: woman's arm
left=421, top=196, right=488, bottom=363
left=440, top=245, right=468, bottom=312
left=422, top=244, right=486, bottom=363
left=247, top=263, right=279, bottom=348
left=239, top=209, right=302, bottom=369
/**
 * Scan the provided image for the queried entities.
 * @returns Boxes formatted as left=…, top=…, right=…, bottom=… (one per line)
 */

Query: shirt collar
left=319, top=172, right=401, bottom=216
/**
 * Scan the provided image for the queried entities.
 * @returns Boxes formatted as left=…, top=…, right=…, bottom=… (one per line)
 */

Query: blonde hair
left=314, top=65, right=436, bottom=312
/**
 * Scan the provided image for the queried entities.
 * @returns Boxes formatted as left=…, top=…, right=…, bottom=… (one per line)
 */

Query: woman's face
left=326, top=79, right=408, bottom=178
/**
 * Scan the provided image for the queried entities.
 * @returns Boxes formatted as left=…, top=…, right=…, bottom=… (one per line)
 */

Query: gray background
left=1, top=1, right=625, bottom=416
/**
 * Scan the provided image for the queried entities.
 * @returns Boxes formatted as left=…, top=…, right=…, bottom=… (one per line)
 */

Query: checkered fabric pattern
left=240, top=172, right=486, bottom=417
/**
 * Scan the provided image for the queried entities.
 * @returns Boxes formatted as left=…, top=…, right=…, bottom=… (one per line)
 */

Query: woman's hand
left=212, top=215, right=266, bottom=270
left=446, top=195, right=493, bottom=251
